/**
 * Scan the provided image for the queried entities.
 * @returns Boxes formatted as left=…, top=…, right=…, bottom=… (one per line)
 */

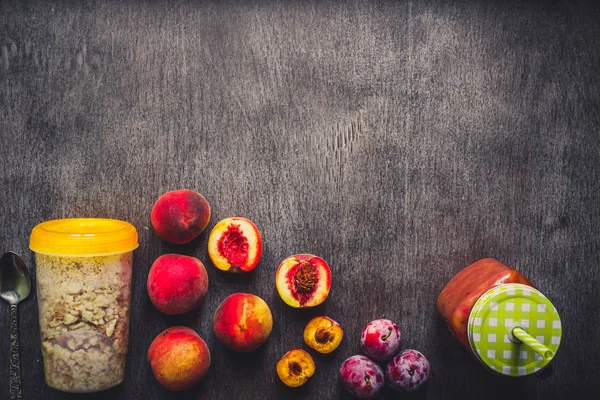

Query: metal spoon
left=0, top=252, right=31, bottom=400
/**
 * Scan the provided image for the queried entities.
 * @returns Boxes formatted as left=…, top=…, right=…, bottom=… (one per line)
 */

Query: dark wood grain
left=1, top=0, right=599, bottom=399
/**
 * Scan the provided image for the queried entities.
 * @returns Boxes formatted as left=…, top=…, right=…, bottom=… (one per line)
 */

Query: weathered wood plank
left=1, top=1, right=599, bottom=399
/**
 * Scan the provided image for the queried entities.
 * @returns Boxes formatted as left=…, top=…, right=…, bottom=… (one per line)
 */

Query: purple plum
left=386, top=349, right=430, bottom=392
left=339, top=355, right=385, bottom=398
left=360, top=319, right=402, bottom=362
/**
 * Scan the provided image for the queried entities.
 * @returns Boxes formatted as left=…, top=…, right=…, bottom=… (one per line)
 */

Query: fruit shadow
left=54, top=385, right=122, bottom=400
left=213, top=268, right=257, bottom=286
left=149, top=374, right=212, bottom=400
left=270, top=286, right=331, bottom=322
left=158, top=229, right=210, bottom=258
left=275, top=373, right=315, bottom=400
left=382, top=386, right=428, bottom=400
left=431, top=315, right=534, bottom=397
left=159, top=299, right=208, bottom=329
left=219, top=342, right=269, bottom=363
left=335, top=382, right=428, bottom=400
left=210, top=336, right=272, bottom=379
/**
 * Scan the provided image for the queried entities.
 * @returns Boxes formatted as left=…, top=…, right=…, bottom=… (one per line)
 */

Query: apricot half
left=275, top=254, right=332, bottom=308
left=208, top=217, right=262, bottom=273
left=304, top=316, right=343, bottom=354
left=276, top=349, right=315, bottom=387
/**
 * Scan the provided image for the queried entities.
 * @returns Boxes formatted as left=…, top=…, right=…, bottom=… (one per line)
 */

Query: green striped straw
left=512, top=327, right=554, bottom=360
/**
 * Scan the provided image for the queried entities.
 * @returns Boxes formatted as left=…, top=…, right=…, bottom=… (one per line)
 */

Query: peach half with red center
left=213, top=293, right=273, bottom=352
left=275, top=254, right=331, bottom=308
left=207, top=217, right=262, bottom=273
left=151, top=189, right=211, bottom=244
left=147, top=326, right=211, bottom=391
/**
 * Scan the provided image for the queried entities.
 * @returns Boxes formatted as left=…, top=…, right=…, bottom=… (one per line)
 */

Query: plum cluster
left=340, top=319, right=430, bottom=397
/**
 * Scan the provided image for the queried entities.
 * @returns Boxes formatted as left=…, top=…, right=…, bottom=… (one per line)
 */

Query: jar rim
left=30, top=218, right=138, bottom=256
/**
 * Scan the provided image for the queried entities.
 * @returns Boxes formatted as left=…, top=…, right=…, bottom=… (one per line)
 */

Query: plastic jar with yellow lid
left=29, top=218, right=138, bottom=393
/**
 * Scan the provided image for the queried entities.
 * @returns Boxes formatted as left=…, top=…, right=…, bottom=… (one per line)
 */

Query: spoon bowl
left=0, top=252, right=31, bottom=305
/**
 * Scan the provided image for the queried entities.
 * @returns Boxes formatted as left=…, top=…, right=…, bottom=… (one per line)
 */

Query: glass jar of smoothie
left=29, top=218, right=138, bottom=392
left=437, top=258, right=562, bottom=376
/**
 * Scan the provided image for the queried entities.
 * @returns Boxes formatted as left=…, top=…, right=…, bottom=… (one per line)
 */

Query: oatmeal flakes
left=35, top=252, right=132, bottom=392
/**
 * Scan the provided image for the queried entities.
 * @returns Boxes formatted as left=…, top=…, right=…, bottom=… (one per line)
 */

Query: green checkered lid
left=468, top=283, right=562, bottom=376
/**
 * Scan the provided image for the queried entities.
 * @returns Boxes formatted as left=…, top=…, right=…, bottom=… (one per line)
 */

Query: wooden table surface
left=1, top=1, right=599, bottom=399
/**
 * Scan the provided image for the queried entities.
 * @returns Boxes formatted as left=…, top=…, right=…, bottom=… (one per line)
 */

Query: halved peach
left=208, top=217, right=262, bottom=273
left=303, top=316, right=343, bottom=354
left=276, top=349, right=315, bottom=387
left=275, top=254, right=331, bottom=308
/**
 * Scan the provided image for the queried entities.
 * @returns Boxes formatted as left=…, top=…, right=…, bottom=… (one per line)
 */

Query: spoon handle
left=10, top=304, right=22, bottom=400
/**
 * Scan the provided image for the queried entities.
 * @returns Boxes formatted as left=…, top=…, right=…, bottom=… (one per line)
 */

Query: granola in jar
left=30, top=218, right=138, bottom=392
left=35, top=252, right=133, bottom=392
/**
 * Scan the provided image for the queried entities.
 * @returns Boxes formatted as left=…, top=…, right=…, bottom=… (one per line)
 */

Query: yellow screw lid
left=30, top=218, right=139, bottom=256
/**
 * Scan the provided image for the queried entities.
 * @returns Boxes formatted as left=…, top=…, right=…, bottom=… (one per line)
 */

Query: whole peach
left=213, top=293, right=273, bottom=352
left=151, top=189, right=211, bottom=244
left=147, top=326, right=211, bottom=391
left=147, top=254, right=209, bottom=315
